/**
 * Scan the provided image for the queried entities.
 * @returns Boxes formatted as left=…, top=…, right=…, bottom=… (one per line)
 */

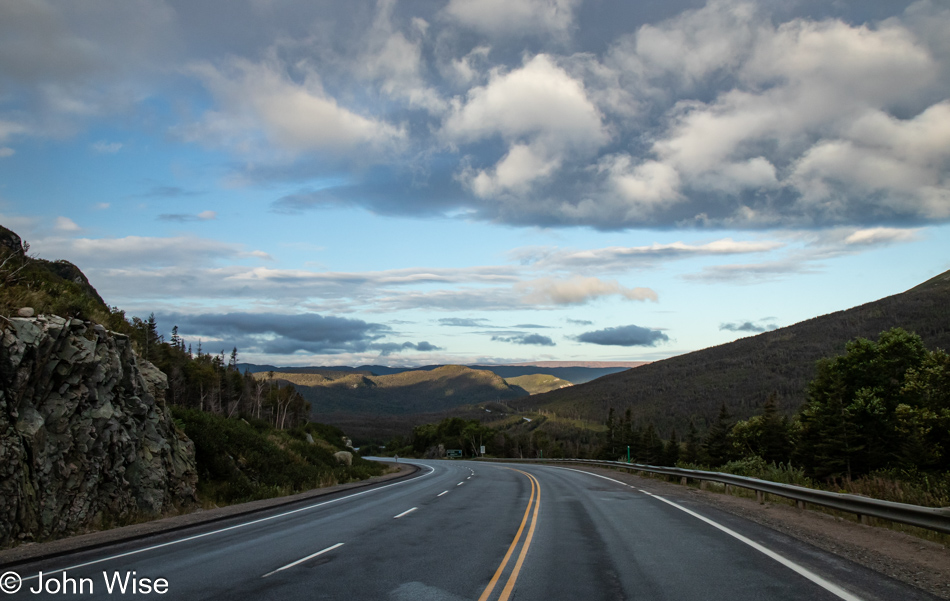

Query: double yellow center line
left=477, top=469, right=541, bottom=601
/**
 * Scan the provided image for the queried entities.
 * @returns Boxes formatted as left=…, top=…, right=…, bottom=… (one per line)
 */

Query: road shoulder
left=564, top=464, right=950, bottom=601
left=0, top=461, right=417, bottom=567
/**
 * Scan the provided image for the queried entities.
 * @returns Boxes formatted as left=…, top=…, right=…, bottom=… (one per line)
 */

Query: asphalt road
left=1, top=459, right=940, bottom=601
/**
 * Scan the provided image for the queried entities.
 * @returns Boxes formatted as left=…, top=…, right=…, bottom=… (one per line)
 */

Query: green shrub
left=172, top=408, right=384, bottom=505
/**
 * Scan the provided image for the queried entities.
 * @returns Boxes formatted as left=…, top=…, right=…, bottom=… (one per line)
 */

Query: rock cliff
left=0, top=315, right=197, bottom=546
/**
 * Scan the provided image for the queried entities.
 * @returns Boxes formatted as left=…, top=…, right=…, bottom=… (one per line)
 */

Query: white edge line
left=437, top=491, right=449, bottom=497
left=551, top=466, right=864, bottom=601
left=262, top=542, right=344, bottom=578
left=394, top=507, right=418, bottom=519
left=22, top=463, right=436, bottom=582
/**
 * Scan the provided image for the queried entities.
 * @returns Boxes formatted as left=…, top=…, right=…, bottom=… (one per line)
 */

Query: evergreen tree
left=704, top=402, right=735, bottom=466
left=642, top=423, right=663, bottom=464
left=758, top=393, right=794, bottom=464
left=684, top=419, right=702, bottom=464
left=662, top=428, right=680, bottom=466
left=797, top=328, right=942, bottom=479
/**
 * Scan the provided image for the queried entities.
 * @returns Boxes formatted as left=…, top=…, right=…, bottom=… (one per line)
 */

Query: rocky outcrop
left=0, top=315, right=197, bottom=546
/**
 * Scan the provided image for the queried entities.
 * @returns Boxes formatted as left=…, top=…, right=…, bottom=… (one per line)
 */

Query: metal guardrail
left=479, top=458, right=950, bottom=535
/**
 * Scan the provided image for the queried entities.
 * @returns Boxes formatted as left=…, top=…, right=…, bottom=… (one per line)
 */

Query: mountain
left=236, top=363, right=639, bottom=385
left=258, top=365, right=528, bottom=442
left=509, top=269, right=950, bottom=437
left=505, top=374, right=573, bottom=395
left=263, top=364, right=526, bottom=416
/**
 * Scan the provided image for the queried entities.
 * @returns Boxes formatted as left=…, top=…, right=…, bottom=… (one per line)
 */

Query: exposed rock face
left=0, top=315, right=197, bottom=546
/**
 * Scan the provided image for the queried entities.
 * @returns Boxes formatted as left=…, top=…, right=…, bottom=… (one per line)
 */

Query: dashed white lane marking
left=437, top=491, right=449, bottom=497
left=262, top=543, right=344, bottom=578
left=552, top=467, right=864, bottom=601
left=18, top=464, right=436, bottom=583
left=457, top=482, right=465, bottom=486
left=394, top=507, right=418, bottom=519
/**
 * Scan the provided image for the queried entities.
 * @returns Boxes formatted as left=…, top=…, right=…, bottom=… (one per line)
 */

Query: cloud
left=492, top=333, right=556, bottom=346
left=686, top=258, right=820, bottom=283
left=0, top=1, right=176, bottom=139
left=446, top=54, right=608, bottom=197
left=181, top=56, right=405, bottom=156
left=158, top=211, right=217, bottom=222
left=32, top=234, right=263, bottom=268
left=359, top=2, right=446, bottom=113
left=518, top=276, right=657, bottom=305
left=588, top=2, right=948, bottom=228
left=565, top=318, right=593, bottom=325
left=444, top=54, right=607, bottom=148
left=720, top=321, right=778, bottom=333
left=54, top=216, right=80, bottom=232
left=91, top=141, right=122, bottom=154
left=374, top=340, right=444, bottom=356
left=513, top=323, right=550, bottom=329
left=439, top=317, right=491, bottom=327
left=575, top=324, right=669, bottom=347
left=442, top=0, right=580, bottom=37
left=7, top=2, right=946, bottom=231
left=841, top=227, right=922, bottom=246
left=139, top=185, right=204, bottom=198
left=0, top=147, right=14, bottom=158
left=160, top=311, right=392, bottom=355
left=514, top=238, right=783, bottom=271
left=94, top=202, right=110, bottom=210
left=271, top=188, right=352, bottom=213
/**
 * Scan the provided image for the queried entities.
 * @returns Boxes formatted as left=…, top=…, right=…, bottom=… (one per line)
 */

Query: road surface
left=1, top=459, right=938, bottom=600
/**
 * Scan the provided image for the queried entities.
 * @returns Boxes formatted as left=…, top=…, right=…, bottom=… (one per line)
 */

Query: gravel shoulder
left=572, top=465, right=950, bottom=600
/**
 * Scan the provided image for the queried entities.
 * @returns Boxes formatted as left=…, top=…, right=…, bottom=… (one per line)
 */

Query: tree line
left=130, top=314, right=311, bottom=430
left=600, top=328, right=950, bottom=482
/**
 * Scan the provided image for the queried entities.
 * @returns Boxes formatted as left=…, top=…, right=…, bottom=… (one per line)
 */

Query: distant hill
left=505, top=374, right=573, bottom=395
left=510, top=269, right=950, bottom=437
left=237, top=363, right=637, bottom=384
left=259, top=364, right=525, bottom=417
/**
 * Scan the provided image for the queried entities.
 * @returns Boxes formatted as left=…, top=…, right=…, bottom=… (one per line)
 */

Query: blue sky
left=1, top=0, right=949, bottom=366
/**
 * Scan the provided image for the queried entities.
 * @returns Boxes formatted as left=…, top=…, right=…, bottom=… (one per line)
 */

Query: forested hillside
left=512, top=269, right=950, bottom=436
left=263, top=365, right=525, bottom=416
left=238, top=363, right=634, bottom=384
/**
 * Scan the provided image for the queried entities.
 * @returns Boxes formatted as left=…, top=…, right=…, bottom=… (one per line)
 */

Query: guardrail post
left=756, top=490, right=765, bottom=504
left=859, top=514, right=870, bottom=525
left=700, top=480, right=707, bottom=490
left=797, top=500, right=806, bottom=510
left=680, top=477, right=688, bottom=485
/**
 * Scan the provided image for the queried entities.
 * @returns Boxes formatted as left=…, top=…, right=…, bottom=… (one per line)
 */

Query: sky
left=1, top=0, right=949, bottom=367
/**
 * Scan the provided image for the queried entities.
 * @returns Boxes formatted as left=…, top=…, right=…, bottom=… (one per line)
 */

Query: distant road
left=4, top=460, right=937, bottom=600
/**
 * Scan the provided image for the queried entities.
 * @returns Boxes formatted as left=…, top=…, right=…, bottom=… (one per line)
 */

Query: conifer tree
left=704, top=402, right=735, bottom=466
left=684, top=419, right=702, bottom=464
left=663, top=428, right=680, bottom=466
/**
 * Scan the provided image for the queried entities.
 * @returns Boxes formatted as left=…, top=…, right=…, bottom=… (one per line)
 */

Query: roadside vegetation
left=174, top=409, right=383, bottom=505
left=0, top=226, right=384, bottom=509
